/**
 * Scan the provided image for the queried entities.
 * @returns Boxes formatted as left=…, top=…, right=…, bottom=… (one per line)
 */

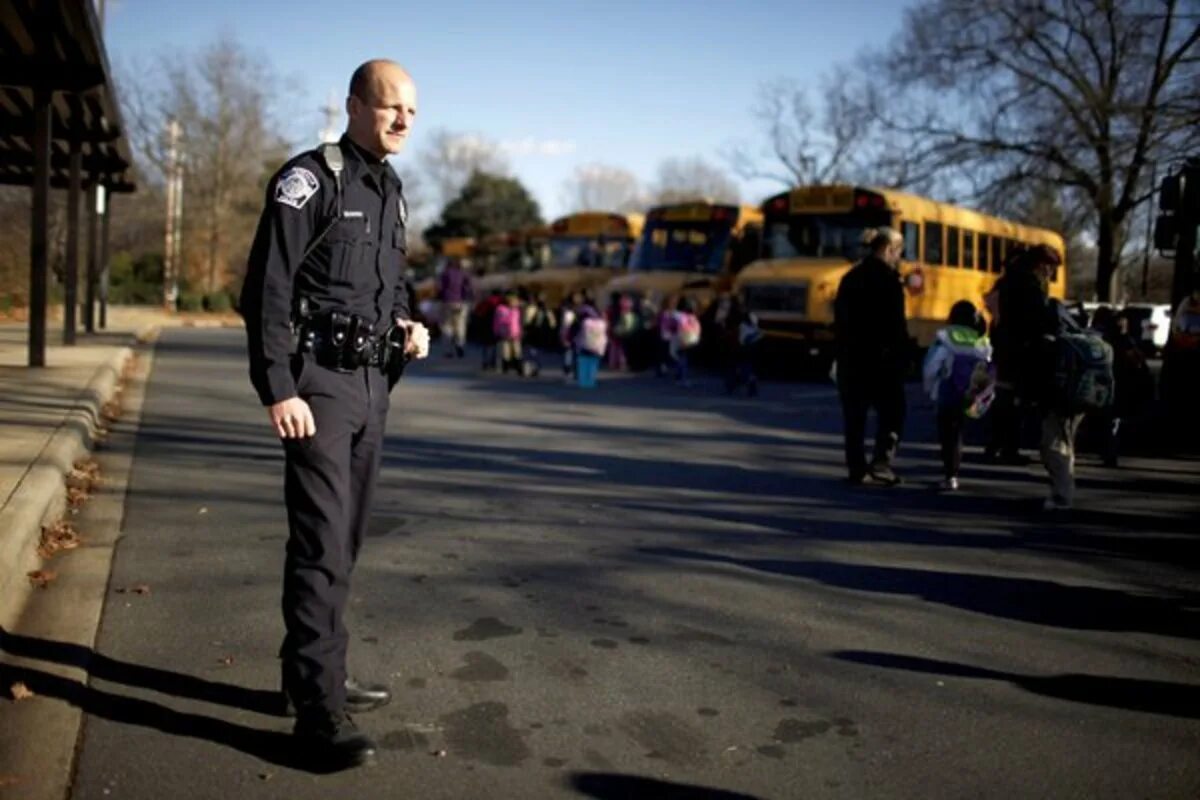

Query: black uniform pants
left=280, top=353, right=389, bottom=717
left=838, top=365, right=906, bottom=478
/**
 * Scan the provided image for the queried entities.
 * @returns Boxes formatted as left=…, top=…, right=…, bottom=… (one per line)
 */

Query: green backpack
left=1049, top=305, right=1115, bottom=413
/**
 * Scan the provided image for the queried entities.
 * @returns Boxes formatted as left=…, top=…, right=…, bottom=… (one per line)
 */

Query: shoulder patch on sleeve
left=275, top=167, right=320, bottom=209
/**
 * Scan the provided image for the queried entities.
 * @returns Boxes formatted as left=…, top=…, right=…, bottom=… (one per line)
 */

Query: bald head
left=349, top=60, right=411, bottom=104
left=345, top=59, right=418, bottom=159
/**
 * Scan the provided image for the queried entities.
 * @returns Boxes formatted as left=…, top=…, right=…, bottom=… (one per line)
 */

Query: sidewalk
left=0, top=307, right=237, bottom=629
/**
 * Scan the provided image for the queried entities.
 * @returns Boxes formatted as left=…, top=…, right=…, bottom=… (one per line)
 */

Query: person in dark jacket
left=834, top=226, right=910, bottom=485
left=995, top=245, right=1083, bottom=509
left=239, top=59, right=426, bottom=770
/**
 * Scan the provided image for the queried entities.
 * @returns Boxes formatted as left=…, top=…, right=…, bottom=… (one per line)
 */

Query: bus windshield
left=549, top=237, right=630, bottom=268
left=630, top=222, right=732, bottom=273
left=764, top=212, right=889, bottom=261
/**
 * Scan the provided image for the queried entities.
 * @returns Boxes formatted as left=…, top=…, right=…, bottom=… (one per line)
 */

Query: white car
left=1122, top=303, right=1172, bottom=354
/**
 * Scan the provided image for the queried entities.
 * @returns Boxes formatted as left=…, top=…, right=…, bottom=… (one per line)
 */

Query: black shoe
left=293, top=712, right=376, bottom=771
left=283, top=678, right=392, bottom=717
left=345, top=678, right=391, bottom=714
left=868, top=463, right=901, bottom=486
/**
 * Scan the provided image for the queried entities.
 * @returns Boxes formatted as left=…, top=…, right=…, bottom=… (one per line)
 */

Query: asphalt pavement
left=4, top=326, right=1199, bottom=799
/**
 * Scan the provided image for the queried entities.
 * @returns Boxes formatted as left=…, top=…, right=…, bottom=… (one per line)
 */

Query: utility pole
left=163, top=116, right=180, bottom=310
left=319, top=92, right=340, bottom=144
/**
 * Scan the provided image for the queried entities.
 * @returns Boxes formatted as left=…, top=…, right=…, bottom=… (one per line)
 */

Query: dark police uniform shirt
left=240, top=135, right=411, bottom=406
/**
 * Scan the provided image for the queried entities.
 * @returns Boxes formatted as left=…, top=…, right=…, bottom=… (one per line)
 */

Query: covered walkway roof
left=0, top=0, right=138, bottom=366
left=0, top=0, right=136, bottom=192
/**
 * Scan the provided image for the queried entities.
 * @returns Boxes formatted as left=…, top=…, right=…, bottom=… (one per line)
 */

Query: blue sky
left=105, top=0, right=909, bottom=219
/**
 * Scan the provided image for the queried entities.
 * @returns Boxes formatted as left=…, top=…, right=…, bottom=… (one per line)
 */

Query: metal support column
left=85, top=181, right=99, bottom=332
left=99, top=185, right=111, bottom=329
left=64, top=132, right=82, bottom=345
left=29, top=89, right=52, bottom=367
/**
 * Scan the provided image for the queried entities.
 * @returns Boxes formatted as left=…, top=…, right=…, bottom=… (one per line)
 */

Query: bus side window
left=924, top=221, right=944, bottom=265
left=947, top=225, right=960, bottom=267
left=901, top=221, right=920, bottom=262
left=978, top=233, right=990, bottom=272
left=991, top=236, right=1004, bottom=273
left=963, top=231, right=975, bottom=269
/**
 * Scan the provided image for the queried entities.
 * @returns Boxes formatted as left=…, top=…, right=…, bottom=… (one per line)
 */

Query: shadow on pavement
left=569, top=772, right=763, bottom=799
left=831, top=649, right=1200, bottom=719
left=639, top=547, right=1200, bottom=640
left=0, top=626, right=282, bottom=716
left=0, top=627, right=358, bottom=772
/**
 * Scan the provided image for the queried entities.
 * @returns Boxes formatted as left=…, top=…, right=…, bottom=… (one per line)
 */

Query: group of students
left=468, top=286, right=764, bottom=392
left=835, top=227, right=1119, bottom=510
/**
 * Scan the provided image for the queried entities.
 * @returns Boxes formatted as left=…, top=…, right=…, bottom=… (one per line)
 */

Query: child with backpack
left=1040, top=295, right=1115, bottom=509
left=572, top=297, right=607, bottom=389
left=672, top=298, right=702, bottom=386
left=608, top=293, right=638, bottom=371
left=492, top=291, right=524, bottom=376
left=922, top=301, right=994, bottom=491
left=724, top=299, right=762, bottom=397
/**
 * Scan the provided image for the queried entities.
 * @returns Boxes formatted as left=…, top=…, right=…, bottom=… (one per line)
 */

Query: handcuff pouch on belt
left=293, top=300, right=410, bottom=380
left=296, top=308, right=378, bottom=373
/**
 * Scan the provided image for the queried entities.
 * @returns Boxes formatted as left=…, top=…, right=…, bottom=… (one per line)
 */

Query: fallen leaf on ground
left=432, top=749, right=447, bottom=758
left=27, top=570, right=57, bottom=589
left=38, top=522, right=81, bottom=559
left=217, top=656, right=234, bottom=667
left=10, top=683, right=34, bottom=701
left=198, top=507, right=208, bottom=514
left=258, top=772, right=273, bottom=782
left=68, top=460, right=102, bottom=491
left=66, top=486, right=90, bottom=507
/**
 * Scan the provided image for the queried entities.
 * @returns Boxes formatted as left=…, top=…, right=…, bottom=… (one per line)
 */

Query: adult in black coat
left=834, top=227, right=910, bottom=485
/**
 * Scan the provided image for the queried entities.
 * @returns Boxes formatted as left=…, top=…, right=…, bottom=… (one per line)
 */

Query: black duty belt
left=295, top=310, right=408, bottom=374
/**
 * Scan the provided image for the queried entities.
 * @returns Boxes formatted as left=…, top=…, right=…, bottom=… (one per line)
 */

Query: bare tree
left=559, top=163, right=645, bottom=213
left=865, top=0, right=1200, bottom=301
left=724, top=73, right=896, bottom=188
left=416, top=129, right=510, bottom=213
left=120, top=34, right=293, bottom=296
left=649, top=157, right=741, bottom=205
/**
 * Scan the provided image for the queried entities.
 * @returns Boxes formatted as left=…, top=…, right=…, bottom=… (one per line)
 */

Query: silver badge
left=275, top=167, right=319, bottom=209
left=398, top=196, right=409, bottom=226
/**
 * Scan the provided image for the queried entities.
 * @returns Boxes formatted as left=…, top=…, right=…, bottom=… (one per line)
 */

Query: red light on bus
left=712, top=208, right=730, bottom=221
left=871, top=196, right=885, bottom=208
left=770, top=197, right=788, bottom=212
left=855, top=195, right=869, bottom=208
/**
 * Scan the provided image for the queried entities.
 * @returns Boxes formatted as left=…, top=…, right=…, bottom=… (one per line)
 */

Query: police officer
left=239, top=59, right=428, bottom=770
left=833, top=226, right=909, bottom=485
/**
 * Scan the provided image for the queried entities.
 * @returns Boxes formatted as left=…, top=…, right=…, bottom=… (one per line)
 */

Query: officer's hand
left=268, top=397, right=316, bottom=439
left=398, top=320, right=430, bottom=360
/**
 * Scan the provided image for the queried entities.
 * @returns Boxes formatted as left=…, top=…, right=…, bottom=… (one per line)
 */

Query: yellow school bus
left=601, top=201, right=762, bottom=312
left=472, top=226, right=551, bottom=298
left=732, top=185, right=1067, bottom=360
left=507, top=211, right=644, bottom=306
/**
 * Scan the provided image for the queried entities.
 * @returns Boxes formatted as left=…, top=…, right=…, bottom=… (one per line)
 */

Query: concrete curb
left=0, top=336, right=142, bottom=629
